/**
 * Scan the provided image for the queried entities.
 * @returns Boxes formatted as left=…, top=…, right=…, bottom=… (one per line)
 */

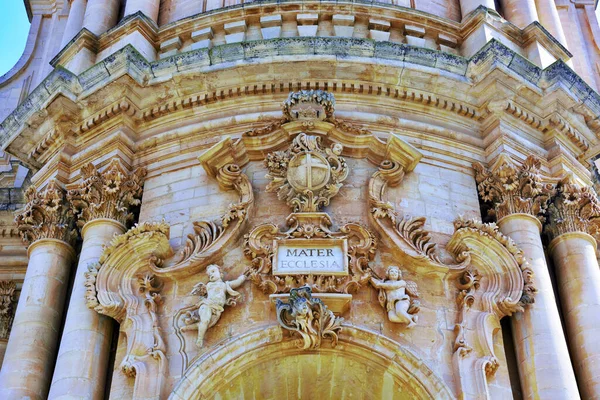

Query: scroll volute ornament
left=0, top=280, right=16, bottom=340
left=473, top=154, right=555, bottom=222
left=68, top=159, right=147, bottom=228
left=546, top=180, right=600, bottom=239
left=15, top=179, right=77, bottom=245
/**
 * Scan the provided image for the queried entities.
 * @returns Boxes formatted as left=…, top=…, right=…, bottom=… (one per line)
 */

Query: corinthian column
left=0, top=181, right=76, bottom=400
left=547, top=182, right=600, bottom=400
left=474, top=155, right=580, bottom=400
left=48, top=160, right=146, bottom=400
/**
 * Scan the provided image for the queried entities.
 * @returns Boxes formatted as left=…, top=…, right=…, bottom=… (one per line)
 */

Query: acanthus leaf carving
left=67, top=159, right=147, bottom=228
left=473, top=155, right=555, bottom=222
left=276, top=286, right=343, bottom=349
left=0, top=280, right=16, bottom=340
left=15, top=179, right=77, bottom=246
left=546, top=180, right=600, bottom=239
left=244, top=213, right=376, bottom=294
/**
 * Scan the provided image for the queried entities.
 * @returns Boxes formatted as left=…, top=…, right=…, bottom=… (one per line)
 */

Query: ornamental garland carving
left=546, top=181, right=600, bottom=239
left=244, top=212, right=376, bottom=294
left=265, top=132, right=348, bottom=212
left=453, top=269, right=480, bottom=357
left=15, top=179, right=77, bottom=246
left=473, top=155, right=555, bottom=222
left=68, top=159, right=147, bottom=228
left=0, top=280, right=16, bottom=340
left=276, top=286, right=343, bottom=349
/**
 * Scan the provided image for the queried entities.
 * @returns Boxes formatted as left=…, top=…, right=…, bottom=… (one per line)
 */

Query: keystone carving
left=546, top=181, right=600, bottom=239
left=68, top=159, right=147, bottom=228
left=179, top=264, right=246, bottom=348
left=0, top=281, right=16, bottom=340
left=276, top=286, right=343, bottom=349
left=370, top=266, right=420, bottom=328
left=473, top=155, right=555, bottom=222
left=15, top=179, right=77, bottom=246
left=265, top=132, right=348, bottom=212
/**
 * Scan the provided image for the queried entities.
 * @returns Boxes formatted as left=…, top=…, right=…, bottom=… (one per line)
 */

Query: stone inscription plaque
left=273, top=238, right=348, bottom=276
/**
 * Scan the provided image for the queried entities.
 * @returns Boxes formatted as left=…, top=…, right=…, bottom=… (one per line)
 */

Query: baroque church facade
left=2, top=0, right=600, bottom=398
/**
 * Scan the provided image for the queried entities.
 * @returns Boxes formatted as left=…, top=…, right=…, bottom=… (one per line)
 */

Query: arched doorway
left=170, top=326, right=453, bottom=400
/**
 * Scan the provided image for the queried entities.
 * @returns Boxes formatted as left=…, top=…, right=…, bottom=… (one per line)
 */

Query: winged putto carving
left=370, top=265, right=420, bottom=328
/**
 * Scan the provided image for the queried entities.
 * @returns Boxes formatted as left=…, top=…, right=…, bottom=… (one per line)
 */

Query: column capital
left=15, top=179, right=77, bottom=246
left=473, top=154, right=555, bottom=222
left=546, top=181, right=600, bottom=240
left=0, top=281, right=16, bottom=340
left=67, top=159, right=146, bottom=229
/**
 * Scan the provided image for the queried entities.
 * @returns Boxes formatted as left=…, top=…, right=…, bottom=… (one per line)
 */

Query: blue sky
left=0, top=1, right=30, bottom=76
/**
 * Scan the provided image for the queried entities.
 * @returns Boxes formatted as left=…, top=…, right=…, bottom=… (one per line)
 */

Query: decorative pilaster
left=48, top=160, right=146, bottom=400
left=547, top=182, right=600, bottom=400
left=474, top=156, right=580, bottom=400
left=0, top=181, right=76, bottom=399
left=0, top=281, right=16, bottom=368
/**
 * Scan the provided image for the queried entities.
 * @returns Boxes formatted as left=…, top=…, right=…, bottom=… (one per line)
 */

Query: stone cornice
left=67, top=159, right=146, bottom=229
left=2, top=38, right=600, bottom=173
left=473, top=154, right=556, bottom=222
left=14, top=179, right=76, bottom=246
left=545, top=180, right=600, bottom=239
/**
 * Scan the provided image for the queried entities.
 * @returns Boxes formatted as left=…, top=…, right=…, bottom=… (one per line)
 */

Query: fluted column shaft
left=123, top=0, right=160, bottom=24
left=0, top=239, right=74, bottom=400
left=48, top=219, right=125, bottom=400
left=82, top=0, right=120, bottom=36
left=534, top=0, right=569, bottom=48
left=549, top=232, right=600, bottom=399
left=498, top=214, right=580, bottom=400
left=61, top=0, right=87, bottom=47
left=502, top=0, right=538, bottom=27
left=459, top=0, right=496, bottom=19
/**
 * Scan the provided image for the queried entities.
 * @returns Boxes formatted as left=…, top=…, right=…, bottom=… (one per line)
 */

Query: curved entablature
left=1, top=36, right=598, bottom=190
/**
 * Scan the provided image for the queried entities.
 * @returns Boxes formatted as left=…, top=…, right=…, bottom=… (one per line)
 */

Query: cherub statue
left=180, top=264, right=246, bottom=347
left=370, top=266, right=420, bottom=328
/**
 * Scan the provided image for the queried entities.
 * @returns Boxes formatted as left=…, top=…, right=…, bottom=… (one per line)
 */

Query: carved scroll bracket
left=447, top=218, right=536, bottom=400
left=368, top=160, right=470, bottom=274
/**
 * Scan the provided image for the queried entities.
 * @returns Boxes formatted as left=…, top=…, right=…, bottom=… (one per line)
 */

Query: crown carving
left=473, top=155, right=555, bottom=222
left=282, top=90, right=336, bottom=121
left=68, top=160, right=147, bottom=228
left=265, top=133, right=348, bottom=212
left=0, top=280, right=16, bottom=340
left=15, top=179, right=77, bottom=246
left=546, top=181, right=600, bottom=239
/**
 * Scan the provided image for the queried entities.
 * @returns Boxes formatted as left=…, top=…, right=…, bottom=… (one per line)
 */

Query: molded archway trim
left=169, top=325, right=454, bottom=400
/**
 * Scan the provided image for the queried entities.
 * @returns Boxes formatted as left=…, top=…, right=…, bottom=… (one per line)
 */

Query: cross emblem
left=289, top=153, right=330, bottom=191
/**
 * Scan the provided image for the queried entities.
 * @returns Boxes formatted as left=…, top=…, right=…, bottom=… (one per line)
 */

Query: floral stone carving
left=68, top=159, right=147, bottom=228
left=265, top=132, right=348, bottom=212
left=473, top=155, right=555, bottom=222
left=546, top=180, right=600, bottom=239
left=370, top=266, right=420, bottom=328
left=244, top=212, right=376, bottom=294
left=0, top=281, right=16, bottom=340
left=179, top=264, right=246, bottom=347
left=276, top=286, right=343, bottom=349
left=15, top=179, right=77, bottom=246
